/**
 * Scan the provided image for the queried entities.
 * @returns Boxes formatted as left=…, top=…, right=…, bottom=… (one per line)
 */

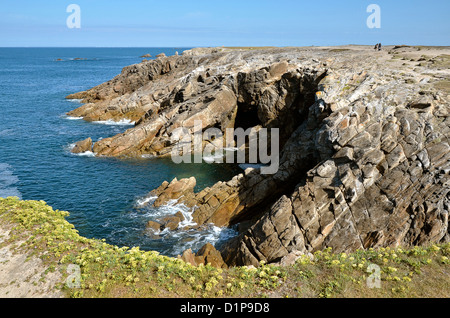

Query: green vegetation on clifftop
left=0, top=197, right=449, bottom=298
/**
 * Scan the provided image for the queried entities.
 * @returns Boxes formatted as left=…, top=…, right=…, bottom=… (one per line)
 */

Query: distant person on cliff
left=378, top=43, right=382, bottom=51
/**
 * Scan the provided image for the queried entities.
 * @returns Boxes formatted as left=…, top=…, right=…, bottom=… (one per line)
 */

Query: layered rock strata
left=67, top=46, right=450, bottom=266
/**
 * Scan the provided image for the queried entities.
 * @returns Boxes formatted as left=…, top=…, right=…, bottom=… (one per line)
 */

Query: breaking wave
left=92, top=119, right=135, bottom=126
left=131, top=194, right=238, bottom=256
left=65, top=143, right=96, bottom=157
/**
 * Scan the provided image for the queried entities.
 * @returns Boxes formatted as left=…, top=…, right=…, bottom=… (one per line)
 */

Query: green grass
left=0, top=197, right=449, bottom=298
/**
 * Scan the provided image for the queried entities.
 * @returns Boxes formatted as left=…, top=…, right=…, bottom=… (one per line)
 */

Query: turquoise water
left=0, top=48, right=240, bottom=256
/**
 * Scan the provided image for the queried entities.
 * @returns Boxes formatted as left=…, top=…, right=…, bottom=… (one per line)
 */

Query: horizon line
left=0, top=44, right=442, bottom=49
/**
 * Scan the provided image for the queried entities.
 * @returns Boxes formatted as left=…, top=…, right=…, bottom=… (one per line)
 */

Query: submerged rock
left=146, top=220, right=162, bottom=232
left=159, top=215, right=182, bottom=231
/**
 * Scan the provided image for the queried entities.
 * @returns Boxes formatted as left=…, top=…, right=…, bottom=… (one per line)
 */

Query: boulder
left=71, top=138, right=93, bottom=154
left=145, top=220, right=163, bottom=239
left=159, top=216, right=181, bottom=231
left=178, top=243, right=227, bottom=268
left=179, top=249, right=197, bottom=266
left=196, top=243, right=227, bottom=268
left=175, top=211, right=185, bottom=222
left=146, top=220, right=162, bottom=232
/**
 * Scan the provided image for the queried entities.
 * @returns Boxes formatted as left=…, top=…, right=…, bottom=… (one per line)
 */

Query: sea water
left=0, top=48, right=240, bottom=256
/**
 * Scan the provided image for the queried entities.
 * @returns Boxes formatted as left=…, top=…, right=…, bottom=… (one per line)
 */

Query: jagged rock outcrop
left=67, top=46, right=450, bottom=267
left=67, top=47, right=323, bottom=157
left=222, top=104, right=450, bottom=266
left=150, top=177, right=197, bottom=208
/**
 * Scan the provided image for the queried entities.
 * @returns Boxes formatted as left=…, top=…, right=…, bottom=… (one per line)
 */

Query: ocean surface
left=0, top=48, right=241, bottom=256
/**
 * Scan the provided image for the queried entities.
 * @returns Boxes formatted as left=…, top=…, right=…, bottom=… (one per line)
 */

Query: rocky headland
left=67, top=45, right=450, bottom=267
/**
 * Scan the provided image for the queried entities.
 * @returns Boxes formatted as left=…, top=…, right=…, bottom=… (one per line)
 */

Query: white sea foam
left=204, top=225, right=238, bottom=247
left=154, top=199, right=197, bottom=224
left=133, top=189, right=240, bottom=255
left=92, top=119, right=135, bottom=126
left=67, top=99, right=83, bottom=103
left=74, top=151, right=96, bottom=157
left=135, top=195, right=198, bottom=227
left=177, top=204, right=197, bottom=228
left=141, top=154, right=156, bottom=159
left=135, top=193, right=238, bottom=254
left=135, top=195, right=157, bottom=207
left=65, top=116, right=83, bottom=120
left=66, top=143, right=96, bottom=157
left=168, top=224, right=238, bottom=255
left=63, top=114, right=135, bottom=126
left=62, top=115, right=136, bottom=126
left=0, top=163, right=22, bottom=199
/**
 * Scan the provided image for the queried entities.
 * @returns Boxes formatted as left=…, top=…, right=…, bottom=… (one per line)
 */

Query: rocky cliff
left=67, top=45, right=450, bottom=267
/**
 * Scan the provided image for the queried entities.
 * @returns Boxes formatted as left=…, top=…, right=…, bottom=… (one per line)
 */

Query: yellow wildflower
left=430, top=244, right=440, bottom=252
left=331, top=259, right=340, bottom=266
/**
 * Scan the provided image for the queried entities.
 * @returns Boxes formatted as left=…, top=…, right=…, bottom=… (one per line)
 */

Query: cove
left=0, top=47, right=240, bottom=257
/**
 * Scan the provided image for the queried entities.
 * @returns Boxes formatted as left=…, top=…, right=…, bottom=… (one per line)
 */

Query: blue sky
left=0, top=0, right=449, bottom=47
